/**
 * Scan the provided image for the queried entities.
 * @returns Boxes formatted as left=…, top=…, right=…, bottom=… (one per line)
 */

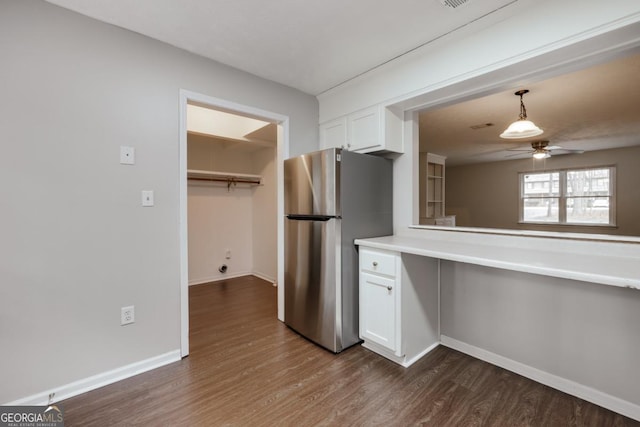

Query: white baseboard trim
left=361, top=342, right=405, bottom=365
left=402, top=342, right=440, bottom=368
left=189, top=271, right=252, bottom=286
left=361, top=341, right=439, bottom=368
left=6, top=350, right=181, bottom=406
left=440, top=335, right=640, bottom=422
left=251, top=270, right=276, bottom=285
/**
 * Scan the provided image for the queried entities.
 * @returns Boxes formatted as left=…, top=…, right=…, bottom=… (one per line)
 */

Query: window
left=519, top=166, right=615, bottom=226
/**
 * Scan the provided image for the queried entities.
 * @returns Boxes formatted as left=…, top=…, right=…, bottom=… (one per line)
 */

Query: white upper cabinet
left=319, top=104, right=403, bottom=154
left=349, top=106, right=380, bottom=152
left=319, top=116, right=347, bottom=150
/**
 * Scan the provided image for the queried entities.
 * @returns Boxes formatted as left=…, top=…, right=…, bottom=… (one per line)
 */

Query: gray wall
left=440, top=260, right=640, bottom=406
left=0, top=0, right=317, bottom=403
left=445, top=145, right=640, bottom=236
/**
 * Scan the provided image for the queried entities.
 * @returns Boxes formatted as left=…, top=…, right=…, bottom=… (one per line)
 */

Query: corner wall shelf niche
left=187, top=169, right=262, bottom=191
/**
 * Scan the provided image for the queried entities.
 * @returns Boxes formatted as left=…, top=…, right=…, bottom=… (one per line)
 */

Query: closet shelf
left=187, top=169, right=262, bottom=187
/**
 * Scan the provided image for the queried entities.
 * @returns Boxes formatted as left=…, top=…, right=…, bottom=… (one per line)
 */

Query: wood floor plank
left=61, top=276, right=639, bottom=426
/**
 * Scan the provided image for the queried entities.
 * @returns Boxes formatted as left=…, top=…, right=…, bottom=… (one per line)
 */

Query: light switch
left=141, top=190, right=154, bottom=207
left=120, top=146, right=135, bottom=165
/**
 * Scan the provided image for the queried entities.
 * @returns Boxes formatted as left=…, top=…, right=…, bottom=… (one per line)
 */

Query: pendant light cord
left=519, top=94, right=528, bottom=120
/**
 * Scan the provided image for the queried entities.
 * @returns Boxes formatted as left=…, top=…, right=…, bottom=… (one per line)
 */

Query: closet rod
left=187, top=176, right=261, bottom=185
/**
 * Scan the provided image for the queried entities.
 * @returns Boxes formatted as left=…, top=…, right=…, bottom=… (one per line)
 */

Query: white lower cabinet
left=360, top=271, right=400, bottom=355
left=359, top=247, right=440, bottom=367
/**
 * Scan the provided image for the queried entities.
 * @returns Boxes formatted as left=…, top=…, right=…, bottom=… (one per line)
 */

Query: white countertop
left=355, top=233, right=640, bottom=290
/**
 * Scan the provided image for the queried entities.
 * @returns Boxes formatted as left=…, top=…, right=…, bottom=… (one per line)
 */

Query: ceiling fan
left=507, top=141, right=585, bottom=159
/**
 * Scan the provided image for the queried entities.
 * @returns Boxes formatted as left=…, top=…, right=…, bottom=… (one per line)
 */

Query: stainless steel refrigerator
left=284, top=148, right=393, bottom=353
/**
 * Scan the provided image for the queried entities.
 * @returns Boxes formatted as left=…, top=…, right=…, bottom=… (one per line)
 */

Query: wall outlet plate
left=120, top=146, right=135, bottom=165
left=141, top=190, right=154, bottom=207
left=121, top=306, right=135, bottom=325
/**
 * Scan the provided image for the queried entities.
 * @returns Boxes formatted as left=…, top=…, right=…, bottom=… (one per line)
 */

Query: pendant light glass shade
left=500, top=89, right=543, bottom=139
left=500, top=119, right=544, bottom=139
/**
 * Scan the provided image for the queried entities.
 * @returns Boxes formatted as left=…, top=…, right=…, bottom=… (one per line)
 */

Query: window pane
left=566, top=168, right=610, bottom=197
left=523, top=198, right=559, bottom=222
left=523, top=173, right=560, bottom=197
left=567, top=197, right=610, bottom=224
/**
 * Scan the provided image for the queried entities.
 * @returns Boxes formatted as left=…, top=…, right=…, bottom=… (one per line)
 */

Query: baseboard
left=188, top=271, right=252, bottom=286
left=361, top=341, right=439, bottom=368
left=402, top=342, right=440, bottom=368
left=361, top=342, right=406, bottom=366
left=440, top=335, right=640, bottom=422
left=251, top=270, right=276, bottom=285
left=6, top=350, right=181, bottom=406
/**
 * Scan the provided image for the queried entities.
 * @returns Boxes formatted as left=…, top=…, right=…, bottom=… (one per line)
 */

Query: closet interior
left=186, top=105, right=277, bottom=286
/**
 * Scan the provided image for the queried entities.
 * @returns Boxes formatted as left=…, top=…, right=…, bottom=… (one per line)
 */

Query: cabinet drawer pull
left=387, top=286, right=393, bottom=291
left=372, top=261, right=378, bottom=267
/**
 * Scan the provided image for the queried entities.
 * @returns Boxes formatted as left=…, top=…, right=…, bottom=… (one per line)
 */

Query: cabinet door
left=349, top=106, right=381, bottom=152
left=360, top=272, right=399, bottom=354
left=320, top=117, right=347, bottom=149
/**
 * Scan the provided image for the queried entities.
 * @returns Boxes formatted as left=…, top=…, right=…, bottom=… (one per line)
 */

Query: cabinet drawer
left=360, top=248, right=397, bottom=277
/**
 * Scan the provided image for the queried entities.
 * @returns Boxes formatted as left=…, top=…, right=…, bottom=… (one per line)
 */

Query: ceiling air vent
left=438, top=0, right=472, bottom=9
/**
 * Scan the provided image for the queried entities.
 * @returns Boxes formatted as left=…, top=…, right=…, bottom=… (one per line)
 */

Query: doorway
left=179, top=90, right=289, bottom=356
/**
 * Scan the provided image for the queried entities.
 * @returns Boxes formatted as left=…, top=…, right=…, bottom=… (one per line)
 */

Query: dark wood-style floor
left=63, top=276, right=638, bottom=426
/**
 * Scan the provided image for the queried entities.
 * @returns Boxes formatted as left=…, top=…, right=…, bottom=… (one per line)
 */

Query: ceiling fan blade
left=548, top=149, right=585, bottom=156
left=546, top=145, right=563, bottom=150
left=505, top=151, right=533, bottom=158
left=506, top=148, right=534, bottom=152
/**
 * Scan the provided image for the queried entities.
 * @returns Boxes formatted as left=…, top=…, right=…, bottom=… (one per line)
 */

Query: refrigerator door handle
left=286, top=215, right=334, bottom=221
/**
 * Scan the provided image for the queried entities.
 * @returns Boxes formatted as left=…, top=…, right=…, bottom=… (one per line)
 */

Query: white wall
left=0, top=0, right=317, bottom=404
left=188, top=183, right=254, bottom=282
left=441, top=261, right=640, bottom=408
left=318, top=0, right=640, bottom=122
left=251, top=148, right=278, bottom=283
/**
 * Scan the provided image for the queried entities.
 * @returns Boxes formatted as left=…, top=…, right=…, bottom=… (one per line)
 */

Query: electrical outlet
left=121, top=306, right=135, bottom=325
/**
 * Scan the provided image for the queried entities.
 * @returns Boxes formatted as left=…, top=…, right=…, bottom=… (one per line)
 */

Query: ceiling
left=41, top=0, right=640, bottom=161
left=419, top=50, right=640, bottom=166
left=43, top=0, right=523, bottom=95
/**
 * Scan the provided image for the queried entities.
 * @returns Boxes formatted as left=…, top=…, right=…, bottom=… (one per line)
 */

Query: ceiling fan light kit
left=500, top=89, right=544, bottom=139
left=532, top=150, right=550, bottom=159
left=507, top=140, right=583, bottom=160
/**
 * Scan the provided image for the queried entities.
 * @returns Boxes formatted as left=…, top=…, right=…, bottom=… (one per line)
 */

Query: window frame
left=518, top=165, right=616, bottom=227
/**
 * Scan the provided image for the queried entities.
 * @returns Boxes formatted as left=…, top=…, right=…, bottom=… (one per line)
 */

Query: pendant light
left=500, top=89, right=544, bottom=139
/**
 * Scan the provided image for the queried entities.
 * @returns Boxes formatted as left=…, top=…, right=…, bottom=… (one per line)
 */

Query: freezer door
left=284, top=217, right=342, bottom=352
left=284, top=148, right=340, bottom=217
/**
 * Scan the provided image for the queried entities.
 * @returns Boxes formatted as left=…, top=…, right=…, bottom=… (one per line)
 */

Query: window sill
left=518, top=221, right=618, bottom=228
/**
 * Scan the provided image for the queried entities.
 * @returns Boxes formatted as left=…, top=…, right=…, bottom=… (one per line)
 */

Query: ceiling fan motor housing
left=531, top=141, right=549, bottom=150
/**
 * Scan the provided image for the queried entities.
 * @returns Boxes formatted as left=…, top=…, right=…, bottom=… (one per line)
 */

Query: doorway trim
left=179, top=89, right=289, bottom=357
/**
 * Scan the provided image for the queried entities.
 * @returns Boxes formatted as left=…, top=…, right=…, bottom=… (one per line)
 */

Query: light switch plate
left=120, top=146, right=135, bottom=165
left=141, top=190, right=154, bottom=207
